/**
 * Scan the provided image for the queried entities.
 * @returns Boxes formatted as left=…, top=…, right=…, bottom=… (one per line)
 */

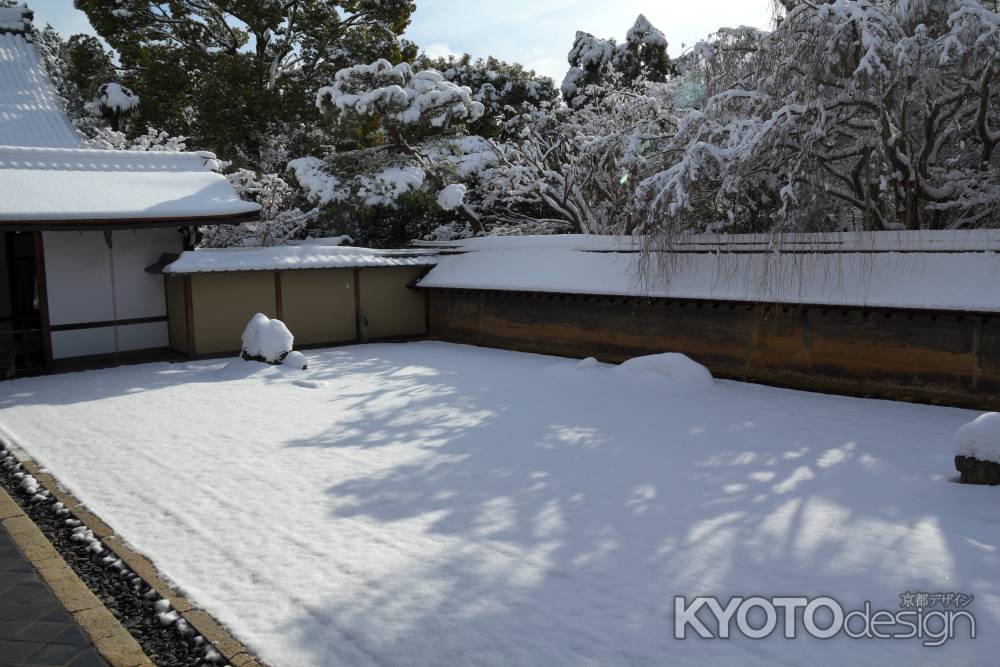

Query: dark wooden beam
left=0, top=210, right=260, bottom=232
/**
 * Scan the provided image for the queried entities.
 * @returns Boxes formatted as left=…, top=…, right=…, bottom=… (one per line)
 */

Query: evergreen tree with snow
left=412, top=54, right=558, bottom=140
left=74, top=0, right=418, bottom=170
left=562, top=14, right=677, bottom=108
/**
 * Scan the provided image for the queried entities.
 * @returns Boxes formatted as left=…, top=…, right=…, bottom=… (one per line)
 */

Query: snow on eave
left=163, top=246, right=440, bottom=274
left=0, top=145, right=261, bottom=223
left=0, top=144, right=222, bottom=170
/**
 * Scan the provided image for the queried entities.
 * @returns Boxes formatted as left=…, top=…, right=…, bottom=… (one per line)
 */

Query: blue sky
left=27, top=0, right=773, bottom=81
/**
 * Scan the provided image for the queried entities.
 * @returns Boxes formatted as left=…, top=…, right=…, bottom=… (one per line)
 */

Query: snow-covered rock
left=283, top=351, right=308, bottom=370
left=241, top=314, right=294, bottom=364
left=616, top=352, right=713, bottom=385
left=954, top=413, right=1000, bottom=464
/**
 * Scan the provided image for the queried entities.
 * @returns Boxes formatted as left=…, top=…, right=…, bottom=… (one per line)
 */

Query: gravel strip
left=0, top=443, right=231, bottom=667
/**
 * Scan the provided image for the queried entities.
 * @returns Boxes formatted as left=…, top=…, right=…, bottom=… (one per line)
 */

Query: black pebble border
left=0, top=443, right=231, bottom=667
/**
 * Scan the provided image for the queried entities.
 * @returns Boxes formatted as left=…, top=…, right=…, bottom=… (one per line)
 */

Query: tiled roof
left=0, top=30, right=80, bottom=147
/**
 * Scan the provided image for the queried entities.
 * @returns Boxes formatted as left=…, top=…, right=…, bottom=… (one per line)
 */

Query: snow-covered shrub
left=200, top=170, right=314, bottom=248
left=616, top=353, right=714, bottom=385
left=81, top=126, right=187, bottom=152
left=241, top=314, right=294, bottom=364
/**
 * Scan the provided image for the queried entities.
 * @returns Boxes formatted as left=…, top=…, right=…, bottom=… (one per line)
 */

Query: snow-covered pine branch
left=312, top=59, right=490, bottom=233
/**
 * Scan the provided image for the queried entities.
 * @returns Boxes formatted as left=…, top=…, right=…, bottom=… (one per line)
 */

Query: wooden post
left=353, top=268, right=361, bottom=342
left=274, top=271, right=284, bottom=320
left=32, top=232, right=52, bottom=365
left=183, top=276, right=195, bottom=358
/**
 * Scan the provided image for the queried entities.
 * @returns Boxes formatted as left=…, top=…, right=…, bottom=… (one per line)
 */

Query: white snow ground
left=0, top=342, right=996, bottom=666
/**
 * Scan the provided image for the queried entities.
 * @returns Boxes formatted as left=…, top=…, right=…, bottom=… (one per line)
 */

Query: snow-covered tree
left=458, top=15, right=680, bottom=235
left=200, top=170, right=314, bottom=248
left=562, top=14, right=676, bottom=109
left=471, top=86, right=677, bottom=235
left=96, top=82, right=139, bottom=131
left=75, top=0, right=418, bottom=168
left=633, top=0, right=1000, bottom=236
left=412, top=54, right=558, bottom=139
left=292, top=59, right=488, bottom=242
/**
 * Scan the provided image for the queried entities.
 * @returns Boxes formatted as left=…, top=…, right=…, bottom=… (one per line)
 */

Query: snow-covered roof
left=0, top=146, right=260, bottom=225
left=0, top=30, right=79, bottom=147
left=0, top=6, right=31, bottom=35
left=417, top=237, right=1000, bottom=313
left=164, top=244, right=439, bottom=274
left=0, top=18, right=259, bottom=228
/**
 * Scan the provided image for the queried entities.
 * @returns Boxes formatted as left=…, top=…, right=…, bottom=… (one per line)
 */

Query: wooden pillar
left=353, top=268, right=362, bottom=342
left=274, top=271, right=284, bottom=320
left=32, top=232, right=52, bottom=365
left=183, top=275, right=196, bottom=358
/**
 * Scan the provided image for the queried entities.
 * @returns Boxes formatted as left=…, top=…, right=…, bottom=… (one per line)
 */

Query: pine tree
left=74, top=0, right=418, bottom=168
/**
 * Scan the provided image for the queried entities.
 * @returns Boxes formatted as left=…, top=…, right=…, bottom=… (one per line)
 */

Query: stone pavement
left=0, top=523, right=107, bottom=667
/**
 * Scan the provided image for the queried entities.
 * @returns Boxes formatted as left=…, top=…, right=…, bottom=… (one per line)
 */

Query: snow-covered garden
left=0, top=342, right=996, bottom=666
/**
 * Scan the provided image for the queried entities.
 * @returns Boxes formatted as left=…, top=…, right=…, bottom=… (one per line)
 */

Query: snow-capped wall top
left=0, top=5, right=31, bottom=35
left=418, top=241, right=1000, bottom=313
left=415, top=230, right=1000, bottom=253
left=164, top=245, right=439, bottom=274
left=0, top=31, right=80, bottom=147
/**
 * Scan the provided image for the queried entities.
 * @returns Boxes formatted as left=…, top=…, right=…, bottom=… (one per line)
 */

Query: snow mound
left=954, top=413, right=1000, bottom=464
left=241, top=314, right=294, bottom=364
left=577, top=356, right=601, bottom=369
left=283, top=351, right=308, bottom=370
left=616, top=353, right=713, bottom=385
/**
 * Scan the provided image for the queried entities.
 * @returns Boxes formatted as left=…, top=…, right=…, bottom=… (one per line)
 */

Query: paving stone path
left=0, top=523, right=107, bottom=667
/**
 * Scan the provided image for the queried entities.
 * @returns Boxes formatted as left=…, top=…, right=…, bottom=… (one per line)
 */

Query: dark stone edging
left=955, top=455, right=1000, bottom=485
left=0, top=443, right=237, bottom=667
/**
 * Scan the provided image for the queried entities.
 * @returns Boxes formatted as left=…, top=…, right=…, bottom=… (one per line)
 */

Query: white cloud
left=422, top=41, right=456, bottom=59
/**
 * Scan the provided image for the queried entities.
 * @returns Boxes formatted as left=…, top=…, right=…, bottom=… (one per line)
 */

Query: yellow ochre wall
left=358, top=267, right=427, bottom=340
left=190, top=272, right=277, bottom=356
left=170, top=266, right=428, bottom=357
left=280, top=269, right=356, bottom=345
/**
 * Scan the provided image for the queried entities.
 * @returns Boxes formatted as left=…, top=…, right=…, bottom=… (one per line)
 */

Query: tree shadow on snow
left=267, top=344, right=997, bottom=666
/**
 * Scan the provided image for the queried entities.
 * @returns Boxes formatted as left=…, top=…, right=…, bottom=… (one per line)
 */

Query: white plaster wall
left=50, top=322, right=169, bottom=359
left=42, top=228, right=182, bottom=359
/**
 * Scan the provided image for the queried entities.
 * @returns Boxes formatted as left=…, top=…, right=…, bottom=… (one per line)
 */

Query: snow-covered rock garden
left=0, top=341, right=995, bottom=666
